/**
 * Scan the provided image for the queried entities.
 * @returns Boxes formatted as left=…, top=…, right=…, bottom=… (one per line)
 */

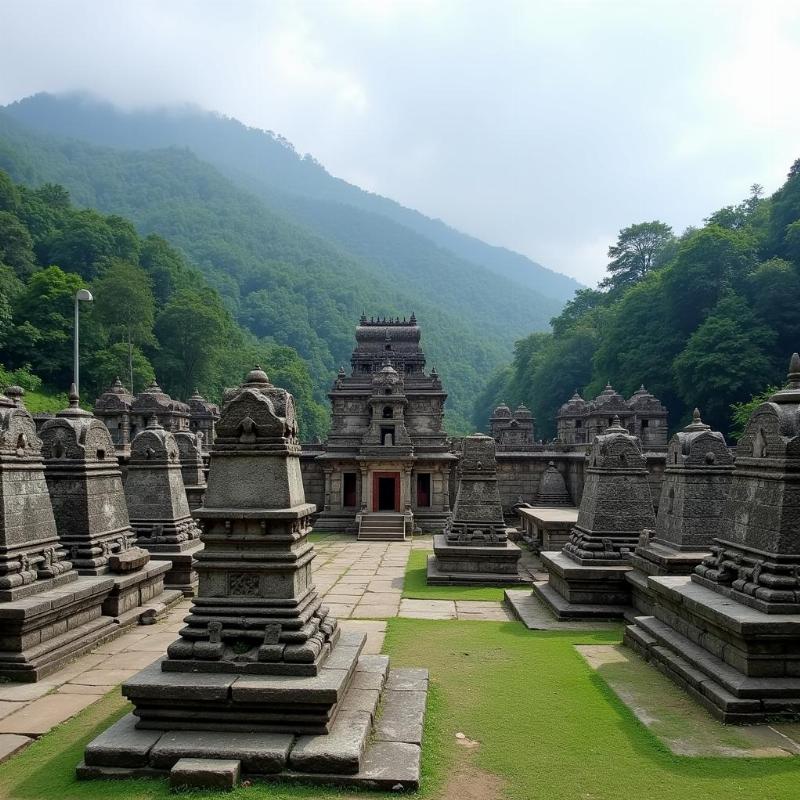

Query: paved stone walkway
left=0, top=535, right=516, bottom=763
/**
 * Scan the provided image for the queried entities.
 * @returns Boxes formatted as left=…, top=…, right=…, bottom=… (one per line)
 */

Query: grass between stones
left=401, top=548, right=521, bottom=601
left=3, top=619, right=800, bottom=799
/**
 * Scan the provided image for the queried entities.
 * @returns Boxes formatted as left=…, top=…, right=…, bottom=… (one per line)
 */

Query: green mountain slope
left=4, top=92, right=580, bottom=303
left=0, top=111, right=523, bottom=431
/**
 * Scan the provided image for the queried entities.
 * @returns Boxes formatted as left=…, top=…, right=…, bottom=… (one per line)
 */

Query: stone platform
left=77, top=634, right=427, bottom=790
left=0, top=575, right=118, bottom=682
left=533, top=550, right=632, bottom=619
left=625, top=575, right=800, bottom=723
left=101, top=560, right=184, bottom=627
left=427, top=534, right=527, bottom=586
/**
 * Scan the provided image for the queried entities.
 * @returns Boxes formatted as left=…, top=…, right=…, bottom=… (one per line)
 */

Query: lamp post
left=74, top=288, right=93, bottom=397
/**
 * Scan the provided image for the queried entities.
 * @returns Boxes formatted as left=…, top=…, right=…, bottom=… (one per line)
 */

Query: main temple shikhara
left=312, top=314, right=455, bottom=538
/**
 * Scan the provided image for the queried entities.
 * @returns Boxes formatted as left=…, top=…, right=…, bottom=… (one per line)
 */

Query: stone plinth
left=517, top=506, right=577, bottom=552
left=625, top=409, right=734, bottom=617
left=538, top=417, right=655, bottom=618
left=125, top=418, right=203, bottom=595
left=40, top=388, right=182, bottom=625
left=80, top=368, right=428, bottom=787
left=428, top=434, right=522, bottom=585
left=626, top=355, right=800, bottom=721
left=0, top=388, right=116, bottom=681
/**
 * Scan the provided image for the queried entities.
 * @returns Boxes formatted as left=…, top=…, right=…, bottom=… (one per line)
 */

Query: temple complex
left=489, top=403, right=536, bottom=450
left=556, top=384, right=668, bottom=450
left=312, top=315, right=455, bottom=537
left=94, top=379, right=218, bottom=455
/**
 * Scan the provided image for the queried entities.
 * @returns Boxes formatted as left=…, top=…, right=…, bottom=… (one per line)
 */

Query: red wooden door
left=372, top=472, right=400, bottom=512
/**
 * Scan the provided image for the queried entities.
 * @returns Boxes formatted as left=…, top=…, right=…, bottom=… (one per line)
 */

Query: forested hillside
left=474, top=167, right=800, bottom=440
left=3, top=92, right=581, bottom=303
left=0, top=107, right=562, bottom=433
left=0, top=168, right=329, bottom=437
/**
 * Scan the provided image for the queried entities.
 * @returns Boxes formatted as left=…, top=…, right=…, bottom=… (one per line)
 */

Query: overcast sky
left=1, top=0, right=799, bottom=285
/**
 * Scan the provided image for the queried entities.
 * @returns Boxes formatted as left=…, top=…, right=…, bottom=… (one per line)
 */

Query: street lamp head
left=76, top=289, right=93, bottom=303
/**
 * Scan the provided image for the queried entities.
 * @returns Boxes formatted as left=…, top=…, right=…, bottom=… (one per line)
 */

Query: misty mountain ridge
left=3, top=91, right=581, bottom=303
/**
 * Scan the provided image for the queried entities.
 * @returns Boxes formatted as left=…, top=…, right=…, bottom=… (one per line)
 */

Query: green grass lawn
left=2, top=619, right=800, bottom=800
left=401, top=548, right=522, bottom=601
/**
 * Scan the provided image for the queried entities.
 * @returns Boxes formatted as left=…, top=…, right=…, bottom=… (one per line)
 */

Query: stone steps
left=358, top=514, right=406, bottom=542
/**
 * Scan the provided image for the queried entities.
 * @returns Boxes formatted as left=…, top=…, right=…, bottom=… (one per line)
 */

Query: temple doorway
left=372, top=472, right=400, bottom=512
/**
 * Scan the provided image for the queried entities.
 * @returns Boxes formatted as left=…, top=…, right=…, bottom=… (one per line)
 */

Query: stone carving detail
left=228, top=573, right=260, bottom=597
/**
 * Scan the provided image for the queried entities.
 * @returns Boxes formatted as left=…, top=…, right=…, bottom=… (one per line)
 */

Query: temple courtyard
left=1, top=535, right=800, bottom=800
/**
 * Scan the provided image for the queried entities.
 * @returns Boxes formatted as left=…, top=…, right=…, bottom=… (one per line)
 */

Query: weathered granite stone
left=373, top=689, right=426, bottom=744
left=627, top=355, right=800, bottom=721
left=174, top=430, right=207, bottom=510
left=0, top=388, right=116, bottom=681
left=186, top=389, right=219, bottom=453
left=93, top=378, right=133, bottom=452
left=124, top=417, right=203, bottom=595
left=84, top=713, right=161, bottom=767
left=536, top=416, right=655, bottom=618
left=626, top=409, right=735, bottom=616
left=490, top=403, right=536, bottom=450
left=289, top=710, right=372, bottom=774
left=429, top=434, right=523, bottom=584
left=170, top=757, right=240, bottom=790
left=40, top=387, right=180, bottom=622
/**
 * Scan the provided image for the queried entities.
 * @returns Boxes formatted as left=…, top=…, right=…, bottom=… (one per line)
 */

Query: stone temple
left=313, top=315, right=455, bottom=539
left=556, top=384, right=668, bottom=450
left=78, top=367, right=428, bottom=789
left=428, top=433, right=524, bottom=585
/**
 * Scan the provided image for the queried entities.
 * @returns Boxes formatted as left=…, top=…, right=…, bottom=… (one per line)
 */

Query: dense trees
left=0, top=169, right=329, bottom=438
left=476, top=164, right=800, bottom=439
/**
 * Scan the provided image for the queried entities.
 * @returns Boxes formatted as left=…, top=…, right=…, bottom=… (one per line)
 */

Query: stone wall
left=300, top=447, right=666, bottom=522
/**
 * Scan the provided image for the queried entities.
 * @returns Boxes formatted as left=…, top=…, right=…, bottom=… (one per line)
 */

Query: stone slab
left=150, top=729, right=292, bottom=773
left=386, top=668, right=428, bottom=692
left=532, top=580, right=631, bottom=621
left=288, top=710, right=372, bottom=774
left=374, top=689, right=426, bottom=744
left=0, top=691, right=99, bottom=736
left=84, top=713, right=162, bottom=767
left=122, top=658, right=235, bottom=701
left=505, top=590, right=619, bottom=631
left=0, top=733, right=32, bottom=763
left=170, top=757, right=241, bottom=790
left=357, top=741, right=420, bottom=790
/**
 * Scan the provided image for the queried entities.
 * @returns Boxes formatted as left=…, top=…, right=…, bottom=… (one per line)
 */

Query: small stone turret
left=535, top=461, right=572, bottom=506
left=124, top=416, right=203, bottom=595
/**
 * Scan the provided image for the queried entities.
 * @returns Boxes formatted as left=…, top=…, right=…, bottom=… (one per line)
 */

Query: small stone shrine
left=626, top=355, right=800, bottom=721
left=174, top=430, right=207, bottom=510
left=427, top=433, right=524, bottom=584
left=0, top=388, right=116, bottom=681
left=124, top=418, right=203, bottom=595
left=625, top=409, right=734, bottom=616
left=534, top=461, right=572, bottom=506
left=489, top=403, right=536, bottom=450
left=186, top=389, right=219, bottom=453
left=532, top=417, right=655, bottom=618
left=78, top=367, right=429, bottom=790
left=40, top=387, right=182, bottom=624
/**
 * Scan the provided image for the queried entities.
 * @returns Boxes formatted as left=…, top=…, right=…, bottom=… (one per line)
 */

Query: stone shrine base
left=533, top=550, right=632, bottom=620
left=77, top=631, right=428, bottom=790
left=426, top=534, right=528, bottom=586
left=139, top=540, right=203, bottom=597
left=101, top=560, right=184, bottom=626
left=625, top=542, right=709, bottom=619
left=0, top=575, right=117, bottom=682
left=625, top=575, right=800, bottom=723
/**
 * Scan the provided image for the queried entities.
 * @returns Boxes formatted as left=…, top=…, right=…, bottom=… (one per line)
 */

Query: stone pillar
left=322, top=467, right=333, bottom=512
left=360, top=465, right=370, bottom=512
left=78, top=366, right=429, bottom=787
